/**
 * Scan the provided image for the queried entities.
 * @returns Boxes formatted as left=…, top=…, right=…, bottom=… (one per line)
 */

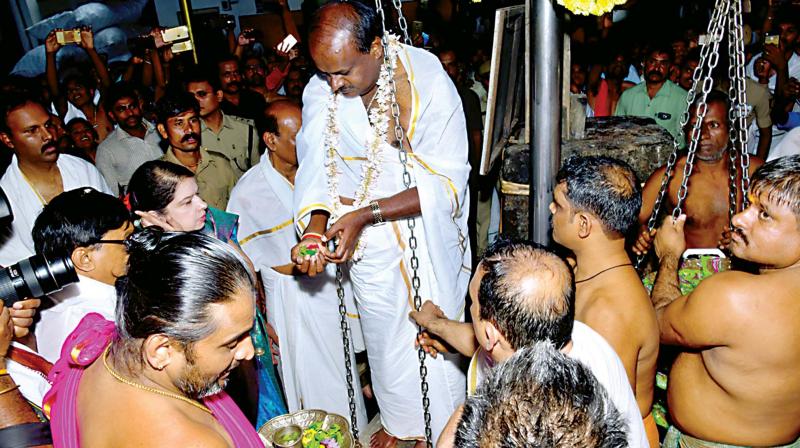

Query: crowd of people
left=0, top=0, right=798, bottom=447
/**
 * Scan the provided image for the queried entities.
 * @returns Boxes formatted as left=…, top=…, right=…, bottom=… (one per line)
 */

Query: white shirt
left=95, top=121, right=163, bottom=196
left=0, top=154, right=112, bottom=266
left=50, top=90, right=101, bottom=124
left=35, top=275, right=117, bottom=363
left=768, top=126, right=800, bottom=161
left=6, top=342, right=51, bottom=408
left=569, top=321, right=649, bottom=448
left=746, top=51, right=800, bottom=94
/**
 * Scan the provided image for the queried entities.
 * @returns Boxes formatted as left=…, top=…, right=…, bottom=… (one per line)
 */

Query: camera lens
left=0, top=255, right=78, bottom=307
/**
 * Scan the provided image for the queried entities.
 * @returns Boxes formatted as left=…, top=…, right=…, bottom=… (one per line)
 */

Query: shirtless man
left=634, top=90, right=764, bottom=255
left=550, top=155, right=660, bottom=446
left=45, top=230, right=261, bottom=446
left=412, top=239, right=647, bottom=447
left=651, top=155, right=800, bottom=446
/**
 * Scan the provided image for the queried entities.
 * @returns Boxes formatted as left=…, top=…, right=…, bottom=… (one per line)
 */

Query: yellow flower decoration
left=557, top=0, right=626, bottom=16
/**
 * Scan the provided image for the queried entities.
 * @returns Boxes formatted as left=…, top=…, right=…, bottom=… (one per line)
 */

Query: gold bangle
left=0, top=384, right=19, bottom=396
left=0, top=369, right=8, bottom=376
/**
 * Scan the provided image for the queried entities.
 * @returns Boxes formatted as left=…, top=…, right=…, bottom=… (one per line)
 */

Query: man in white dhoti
left=0, top=95, right=111, bottom=266
left=291, top=2, right=471, bottom=446
left=227, top=100, right=367, bottom=430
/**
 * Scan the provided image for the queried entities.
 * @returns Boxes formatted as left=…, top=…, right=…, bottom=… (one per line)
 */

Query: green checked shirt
left=615, top=80, right=688, bottom=142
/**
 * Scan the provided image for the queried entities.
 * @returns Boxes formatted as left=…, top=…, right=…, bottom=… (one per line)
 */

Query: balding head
left=477, top=239, right=575, bottom=350
left=310, top=0, right=382, bottom=54
left=263, top=100, right=302, bottom=169
left=307, top=1, right=384, bottom=97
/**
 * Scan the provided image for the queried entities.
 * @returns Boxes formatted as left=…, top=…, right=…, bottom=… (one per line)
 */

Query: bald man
left=227, top=101, right=367, bottom=428
left=410, top=239, right=648, bottom=447
left=290, top=1, right=471, bottom=446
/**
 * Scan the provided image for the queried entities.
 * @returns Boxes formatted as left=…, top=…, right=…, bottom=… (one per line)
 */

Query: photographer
left=32, top=188, right=132, bottom=363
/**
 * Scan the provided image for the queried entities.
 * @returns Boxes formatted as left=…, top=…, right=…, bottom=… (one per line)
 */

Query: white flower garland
left=323, top=35, right=401, bottom=258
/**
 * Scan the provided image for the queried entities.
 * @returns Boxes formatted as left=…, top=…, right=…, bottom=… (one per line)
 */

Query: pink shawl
left=43, top=313, right=264, bottom=447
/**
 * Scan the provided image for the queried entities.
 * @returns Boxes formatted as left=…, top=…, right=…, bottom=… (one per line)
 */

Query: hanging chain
left=729, top=0, right=751, bottom=207
left=636, top=0, right=729, bottom=270
left=334, top=264, right=360, bottom=444
left=376, top=0, right=431, bottom=445
left=674, top=2, right=729, bottom=219
left=726, top=0, right=741, bottom=225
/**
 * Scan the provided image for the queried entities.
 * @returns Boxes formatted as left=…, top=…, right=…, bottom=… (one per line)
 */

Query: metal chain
left=335, top=264, right=360, bottom=444
left=378, top=0, right=431, bottom=444
left=726, top=0, right=741, bottom=225
left=674, top=2, right=729, bottom=219
left=730, top=0, right=752, bottom=206
left=636, top=0, right=729, bottom=270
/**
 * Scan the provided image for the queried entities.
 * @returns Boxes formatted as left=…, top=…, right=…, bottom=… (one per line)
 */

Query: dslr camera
left=0, top=188, right=78, bottom=307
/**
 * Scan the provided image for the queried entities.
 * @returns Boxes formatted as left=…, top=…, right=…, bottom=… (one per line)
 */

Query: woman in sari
left=127, top=160, right=287, bottom=425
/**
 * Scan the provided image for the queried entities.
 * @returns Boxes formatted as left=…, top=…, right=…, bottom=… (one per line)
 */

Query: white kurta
left=227, top=156, right=367, bottom=431
left=0, top=154, right=112, bottom=266
left=294, top=44, right=471, bottom=441
left=36, top=275, right=117, bottom=363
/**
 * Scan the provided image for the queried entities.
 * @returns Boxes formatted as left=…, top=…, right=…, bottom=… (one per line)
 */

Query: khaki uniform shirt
left=201, top=113, right=260, bottom=179
left=162, top=147, right=237, bottom=210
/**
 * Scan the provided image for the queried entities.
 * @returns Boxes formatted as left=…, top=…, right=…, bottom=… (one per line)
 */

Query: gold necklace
left=102, top=345, right=213, bottom=415
left=19, top=169, right=49, bottom=205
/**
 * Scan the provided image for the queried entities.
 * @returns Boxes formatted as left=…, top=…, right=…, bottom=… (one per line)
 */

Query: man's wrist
left=358, top=205, right=375, bottom=227
left=658, top=249, right=682, bottom=265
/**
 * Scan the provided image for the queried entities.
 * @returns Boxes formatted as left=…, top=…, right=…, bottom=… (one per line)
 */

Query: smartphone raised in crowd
left=161, top=26, right=189, bottom=44
left=56, top=29, right=81, bottom=45
left=765, top=34, right=780, bottom=46
left=277, top=34, right=298, bottom=53
left=171, top=40, right=194, bottom=54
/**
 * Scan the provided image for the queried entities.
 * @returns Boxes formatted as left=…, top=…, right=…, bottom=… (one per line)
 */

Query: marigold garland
left=557, top=0, right=626, bottom=16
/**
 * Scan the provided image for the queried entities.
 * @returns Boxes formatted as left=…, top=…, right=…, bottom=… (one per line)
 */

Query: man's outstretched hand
left=291, top=239, right=329, bottom=276
left=324, top=208, right=371, bottom=263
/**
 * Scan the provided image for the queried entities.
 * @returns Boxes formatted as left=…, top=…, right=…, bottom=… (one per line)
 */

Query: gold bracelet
left=0, top=369, right=8, bottom=376
left=0, top=384, right=19, bottom=396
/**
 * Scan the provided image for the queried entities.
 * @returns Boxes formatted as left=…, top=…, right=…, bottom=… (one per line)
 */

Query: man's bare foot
left=370, top=428, right=398, bottom=448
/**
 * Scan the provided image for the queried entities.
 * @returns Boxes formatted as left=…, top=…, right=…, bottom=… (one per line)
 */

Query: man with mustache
left=157, top=91, right=237, bottom=210
left=96, top=82, right=163, bottom=196
left=217, top=55, right=268, bottom=123
left=615, top=43, right=689, bottom=142
left=650, top=155, right=800, bottom=447
left=0, top=94, right=111, bottom=266
left=634, top=91, right=764, bottom=256
left=292, top=1, right=471, bottom=446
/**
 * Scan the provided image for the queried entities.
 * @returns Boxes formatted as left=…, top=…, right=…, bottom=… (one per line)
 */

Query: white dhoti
left=294, top=42, right=472, bottom=442
left=349, top=219, right=466, bottom=441
left=228, top=157, right=366, bottom=431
